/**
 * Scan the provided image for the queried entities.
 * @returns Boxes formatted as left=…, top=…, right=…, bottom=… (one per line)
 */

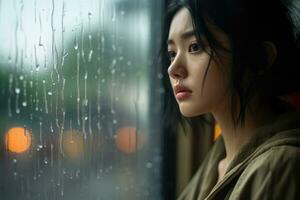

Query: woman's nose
left=167, top=54, right=187, bottom=80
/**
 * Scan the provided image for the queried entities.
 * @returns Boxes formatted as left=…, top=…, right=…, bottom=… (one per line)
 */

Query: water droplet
left=113, top=119, right=117, bottom=124
left=63, top=52, right=68, bottom=57
left=76, top=170, right=80, bottom=178
left=112, top=45, right=116, bottom=51
left=146, top=162, right=153, bottom=169
left=88, top=50, right=93, bottom=62
left=48, top=92, right=52, bottom=96
left=84, top=117, right=88, bottom=120
left=157, top=73, right=163, bottom=79
left=15, top=88, right=20, bottom=94
left=19, top=76, right=24, bottom=80
left=159, top=88, right=165, bottom=94
left=22, top=101, right=27, bottom=107
left=13, top=158, right=17, bottom=163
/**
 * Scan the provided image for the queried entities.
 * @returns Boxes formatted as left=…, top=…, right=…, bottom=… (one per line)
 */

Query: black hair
left=160, top=0, right=300, bottom=131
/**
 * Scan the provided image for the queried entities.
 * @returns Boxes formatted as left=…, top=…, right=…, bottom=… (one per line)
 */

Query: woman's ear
left=263, top=41, right=277, bottom=67
left=258, top=41, right=277, bottom=76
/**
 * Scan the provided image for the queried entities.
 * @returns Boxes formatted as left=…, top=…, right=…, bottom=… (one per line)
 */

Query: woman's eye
left=189, top=42, right=202, bottom=53
left=167, top=51, right=176, bottom=61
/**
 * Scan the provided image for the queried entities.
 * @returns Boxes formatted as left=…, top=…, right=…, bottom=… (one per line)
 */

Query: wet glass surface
left=0, top=0, right=163, bottom=199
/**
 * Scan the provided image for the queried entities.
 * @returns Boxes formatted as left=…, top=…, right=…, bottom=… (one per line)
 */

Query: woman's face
left=167, top=8, right=232, bottom=117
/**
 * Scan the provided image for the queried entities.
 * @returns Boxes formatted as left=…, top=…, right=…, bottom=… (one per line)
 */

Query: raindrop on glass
left=44, top=157, right=48, bottom=165
left=15, top=88, right=20, bottom=94
left=157, top=73, right=163, bottom=79
left=146, top=162, right=153, bottom=169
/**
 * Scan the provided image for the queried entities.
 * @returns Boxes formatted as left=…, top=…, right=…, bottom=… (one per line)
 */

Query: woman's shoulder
left=230, top=128, right=300, bottom=199
left=241, top=116, right=300, bottom=182
left=211, top=112, right=300, bottom=199
left=245, top=133, right=300, bottom=174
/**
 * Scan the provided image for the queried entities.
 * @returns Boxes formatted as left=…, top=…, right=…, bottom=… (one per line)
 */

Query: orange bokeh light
left=116, top=126, right=145, bottom=154
left=214, top=123, right=222, bottom=141
left=62, top=130, right=84, bottom=160
left=5, top=127, right=32, bottom=153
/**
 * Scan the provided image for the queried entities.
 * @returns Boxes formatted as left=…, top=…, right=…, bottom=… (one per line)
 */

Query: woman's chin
left=180, top=109, right=201, bottom=117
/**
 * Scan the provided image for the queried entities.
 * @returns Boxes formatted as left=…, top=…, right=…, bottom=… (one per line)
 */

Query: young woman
left=161, top=0, right=300, bottom=199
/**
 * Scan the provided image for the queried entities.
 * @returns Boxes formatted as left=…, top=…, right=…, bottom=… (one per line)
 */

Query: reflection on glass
left=0, top=0, right=162, bottom=199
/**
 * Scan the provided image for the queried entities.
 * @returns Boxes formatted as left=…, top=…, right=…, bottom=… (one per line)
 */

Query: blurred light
left=62, top=130, right=84, bottom=160
left=214, top=123, right=222, bottom=141
left=5, top=127, right=32, bottom=153
left=116, top=126, right=145, bottom=154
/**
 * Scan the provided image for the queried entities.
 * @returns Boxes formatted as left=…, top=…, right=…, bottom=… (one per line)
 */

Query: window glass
left=0, top=0, right=163, bottom=199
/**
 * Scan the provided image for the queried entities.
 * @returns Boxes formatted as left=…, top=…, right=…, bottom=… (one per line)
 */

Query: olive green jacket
left=177, top=112, right=300, bottom=200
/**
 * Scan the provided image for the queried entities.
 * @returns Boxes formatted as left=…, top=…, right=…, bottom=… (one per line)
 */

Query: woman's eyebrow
left=167, top=30, right=196, bottom=45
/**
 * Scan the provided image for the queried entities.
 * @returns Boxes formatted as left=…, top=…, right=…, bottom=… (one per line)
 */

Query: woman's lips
left=176, top=91, right=192, bottom=100
left=174, top=84, right=192, bottom=101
